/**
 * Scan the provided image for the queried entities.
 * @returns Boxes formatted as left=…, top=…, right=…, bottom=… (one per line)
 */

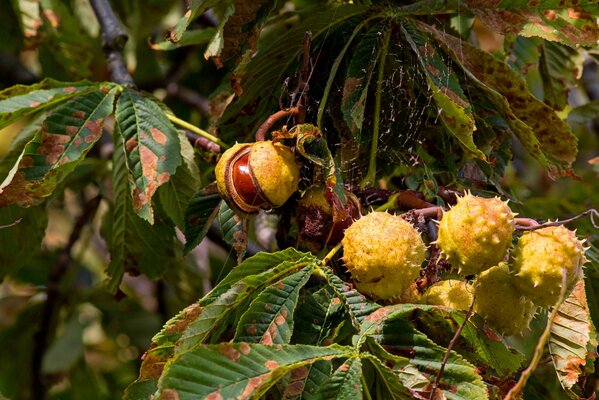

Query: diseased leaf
left=0, top=86, right=118, bottom=206
left=321, top=267, right=380, bottom=330
left=13, top=0, right=43, bottom=48
left=359, top=306, right=488, bottom=399
left=150, top=28, right=215, bottom=51
left=105, top=123, right=178, bottom=293
left=235, top=266, right=313, bottom=344
left=292, top=287, right=345, bottom=346
left=158, top=130, right=201, bottom=229
left=115, top=89, right=182, bottom=223
left=466, top=3, right=599, bottom=47
left=220, top=4, right=367, bottom=139
left=169, top=0, right=224, bottom=42
left=401, top=20, right=485, bottom=160
left=283, top=360, right=333, bottom=400
left=177, top=258, right=316, bottom=351
left=183, top=190, right=222, bottom=254
left=0, top=79, right=98, bottom=130
left=156, top=343, right=353, bottom=400
left=427, top=25, right=578, bottom=176
left=313, top=357, right=363, bottom=400
left=549, top=279, right=598, bottom=393
left=203, top=1, right=235, bottom=60
left=219, top=201, right=247, bottom=262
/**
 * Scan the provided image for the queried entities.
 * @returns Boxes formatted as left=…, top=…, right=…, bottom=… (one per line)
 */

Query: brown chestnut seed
left=216, top=141, right=301, bottom=215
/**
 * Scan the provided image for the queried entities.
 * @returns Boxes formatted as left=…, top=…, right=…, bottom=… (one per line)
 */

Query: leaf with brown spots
left=427, top=26, right=578, bottom=175
left=0, top=78, right=99, bottom=130
left=234, top=266, right=313, bottom=344
left=312, top=357, right=363, bottom=400
left=105, top=122, right=179, bottom=294
left=549, top=279, right=598, bottom=393
left=169, top=0, right=223, bottom=42
left=0, top=86, right=117, bottom=206
left=465, top=2, right=599, bottom=47
left=156, top=343, right=353, bottom=400
left=115, top=88, right=182, bottom=224
left=218, top=202, right=247, bottom=263
left=402, top=20, right=486, bottom=161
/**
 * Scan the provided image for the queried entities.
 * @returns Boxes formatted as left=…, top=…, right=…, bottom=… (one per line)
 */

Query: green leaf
left=203, top=1, right=235, bottom=60
left=235, top=266, right=313, bottom=344
left=427, top=25, right=578, bottom=176
left=359, top=306, right=488, bottom=399
left=170, top=0, right=226, bottom=42
left=313, top=357, right=363, bottom=400
left=115, top=88, right=182, bottom=223
left=12, top=0, right=42, bottom=48
left=0, top=79, right=99, bottom=130
left=361, top=353, right=412, bottom=400
left=401, top=20, right=485, bottom=160
left=123, top=380, right=158, bottom=400
left=567, top=100, right=599, bottom=127
left=177, top=258, right=316, bottom=351
left=0, top=204, right=47, bottom=279
left=42, top=314, right=85, bottom=373
left=158, top=130, right=201, bottom=229
left=341, top=25, right=380, bottom=138
left=221, top=4, right=368, bottom=138
left=320, top=266, right=380, bottom=330
left=105, top=123, right=178, bottom=293
left=39, top=0, right=96, bottom=79
left=549, top=279, right=598, bottom=393
left=292, top=286, right=345, bottom=346
left=183, top=191, right=222, bottom=253
left=219, top=201, right=247, bottom=261
left=465, top=2, right=599, bottom=47
left=150, top=28, right=215, bottom=51
left=282, top=360, right=333, bottom=400
left=0, top=86, right=118, bottom=206
left=539, top=41, right=583, bottom=111
left=156, top=343, right=353, bottom=400
left=203, top=248, right=316, bottom=306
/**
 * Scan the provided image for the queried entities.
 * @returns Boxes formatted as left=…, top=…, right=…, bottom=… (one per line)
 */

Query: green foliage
left=0, top=0, right=598, bottom=399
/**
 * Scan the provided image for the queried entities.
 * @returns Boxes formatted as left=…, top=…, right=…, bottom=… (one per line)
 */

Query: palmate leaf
left=115, top=88, right=181, bottom=224
left=0, top=85, right=118, bottom=206
left=183, top=191, right=222, bottom=254
left=235, top=266, right=313, bottom=344
left=156, top=343, right=353, bottom=400
left=313, top=357, right=363, bottom=400
left=427, top=26, right=578, bottom=176
left=176, top=258, right=317, bottom=352
left=220, top=4, right=368, bottom=139
left=549, top=279, right=598, bottom=393
left=0, top=79, right=97, bottom=129
left=401, top=19, right=485, bottom=161
left=359, top=306, right=488, bottom=399
left=105, top=124, right=178, bottom=293
left=158, top=131, right=201, bottom=229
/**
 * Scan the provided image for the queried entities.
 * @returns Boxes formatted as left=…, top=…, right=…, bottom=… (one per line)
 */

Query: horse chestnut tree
left=0, top=1, right=597, bottom=400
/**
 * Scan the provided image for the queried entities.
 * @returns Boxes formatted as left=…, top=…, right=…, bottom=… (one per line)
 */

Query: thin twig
left=504, top=270, right=569, bottom=400
left=516, top=209, right=599, bottom=231
left=31, top=195, right=102, bottom=400
left=0, top=218, right=22, bottom=229
left=429, top=293, right=477, bottom=400
left=90, top=0, right=135, bottom=86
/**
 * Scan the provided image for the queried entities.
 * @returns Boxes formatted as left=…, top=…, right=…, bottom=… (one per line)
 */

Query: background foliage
left=0, top=0, right=598, bottom=399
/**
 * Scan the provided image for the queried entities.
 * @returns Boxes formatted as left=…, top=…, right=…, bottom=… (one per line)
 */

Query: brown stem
left=429, top=293, right=477, bottom=400
left=514, top=217, right=540, bottom=228
left=255, top=108, right=299, bottom=141
left=516, top=209, right=599, bottom=231
left=0, top=218, right=22, bottom=229
left=31, top=195, right=101, bottom=400
left=185, top=130, right=221, bottom=153
left=396, top=190, right=435, bottom=210
left=90, top=0, right=135, bottom=86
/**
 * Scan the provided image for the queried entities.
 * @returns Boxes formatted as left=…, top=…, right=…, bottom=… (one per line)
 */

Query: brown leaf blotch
left=66, top=126, right=78, bottom=136
left=150, top=127, right=168, bottom=145
left=125, top=138, right=138, bottom=152
left=265, top=360, right=279, bottom=370
left=63, top=86, right=77, bottom=93
left=218, top=343, right=240, bottom=362
left=239, top=342, right=251, bottom=355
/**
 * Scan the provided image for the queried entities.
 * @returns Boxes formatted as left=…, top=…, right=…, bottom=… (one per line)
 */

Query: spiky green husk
left=436, top=193, right=515, bottom=276
left=474, top=264, right=537, bottom=336
left=510, top=225, right=586, bottom=307
left=421, top=280, right=473, bottom=311
left=342, top=212, right=426, bottom=301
